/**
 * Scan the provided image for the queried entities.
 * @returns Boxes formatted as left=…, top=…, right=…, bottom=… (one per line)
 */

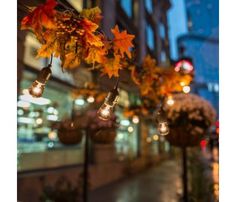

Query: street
left=90, top=160, right=182, bottom=202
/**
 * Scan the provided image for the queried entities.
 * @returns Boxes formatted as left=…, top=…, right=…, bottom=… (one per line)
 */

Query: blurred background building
left=169, top=0, right=219, bottom=115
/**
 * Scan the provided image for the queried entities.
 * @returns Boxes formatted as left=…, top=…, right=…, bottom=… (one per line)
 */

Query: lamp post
left=182, top=146, right=188, bottom=202
left=82, top=128, right=89, bottom=202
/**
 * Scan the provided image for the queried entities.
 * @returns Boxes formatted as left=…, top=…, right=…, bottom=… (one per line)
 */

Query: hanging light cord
left=114, top=77, right=120, bottom=89
left=48, top=54, right=53, bottom=67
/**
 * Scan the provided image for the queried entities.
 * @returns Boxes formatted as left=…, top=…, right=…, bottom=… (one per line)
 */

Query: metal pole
left=82, top=129, right=89, bottom=202
left=182, top=146, right=188, bottom=202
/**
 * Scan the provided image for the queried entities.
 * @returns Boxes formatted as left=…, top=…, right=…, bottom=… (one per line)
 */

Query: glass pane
left=120, top=0, right=132, bottom=17
left=145, top=0, right=153, bottom=13
left=17, top=70, right=84, bottom=171
left=146, top=24, right=155, bottom=50
left=115, top=108, right=139, bottom=160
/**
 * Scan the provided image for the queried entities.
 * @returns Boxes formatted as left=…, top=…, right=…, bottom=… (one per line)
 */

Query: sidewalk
left=89, top=160, right=181, bottom=202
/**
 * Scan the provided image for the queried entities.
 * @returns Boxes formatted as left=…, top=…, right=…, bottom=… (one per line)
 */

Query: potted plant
left=164, top=93, right=216, bottom=202
left=86, top=110, right=117, bottom=144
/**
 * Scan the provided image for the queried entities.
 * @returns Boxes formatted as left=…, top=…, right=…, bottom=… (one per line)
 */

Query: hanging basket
left=58, top=119, right=83, bottom=145
left=89, top=128, right=116, bottom=144
left=166, top=127, right=204, bottom=147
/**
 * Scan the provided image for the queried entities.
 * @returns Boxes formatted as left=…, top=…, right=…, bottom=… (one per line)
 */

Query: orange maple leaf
left=80, top=18, right=99, bottom=33
left=111, top=25, right=135, bottom=58
left=102, top=55, right=122, bottom=78
left=62, top=52, right=81, bottom=69
left=84, top=46, right=106, bottom=64
left=21, top=0, right=57, bottom=31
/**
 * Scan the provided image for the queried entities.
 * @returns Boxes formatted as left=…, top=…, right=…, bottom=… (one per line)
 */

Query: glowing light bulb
left=29, top=81, right=44, bottom=98
left=97, top=85, right=119, bottom=121
left=157, top=122, right=169, bottom=136
left=166, top=96, right=174, bottom=106
left=183, top=85, right=191, bottom=94
left=28, top=65, right=52, bottom=98
left=97, top=103, right=113, bottom=121
left=132, top=115, right=139, bottom=124
left=87, top=96, right=95, bottom=103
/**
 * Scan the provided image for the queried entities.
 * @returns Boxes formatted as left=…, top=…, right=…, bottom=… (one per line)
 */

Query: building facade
left=177, top=0, right=219, bottom=114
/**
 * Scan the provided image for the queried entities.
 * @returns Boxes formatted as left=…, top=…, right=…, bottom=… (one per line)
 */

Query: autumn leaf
left=84, top=46, right=106, bottom=64
left=80, top=18, right=99, bottom=33
left=21, top=0, right=57, bottom=31
left=130, top=66, right=141, bottom=85
left=80, top=7, right=102, bottom=24
left=62, top=52, right=81, bottom=69
left=84, top=32, right=104, bottom=47
left=36, top=30, right=58, bottom=58
left=111, top=25, right=135, bottom=58
left=102, top=55, right=122, bottom=78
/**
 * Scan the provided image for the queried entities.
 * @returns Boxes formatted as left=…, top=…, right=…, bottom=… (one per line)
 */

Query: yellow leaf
left=80, top=7, right=102, bottom=24
left=63, top=52, right=81, bottom=69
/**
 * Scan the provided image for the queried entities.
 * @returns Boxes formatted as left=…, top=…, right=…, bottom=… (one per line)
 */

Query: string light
left=28, top=56, right=53, bottom=98
left=156, top=107, right=169, bottom=136
left=97, top=80, right=119, bottom=121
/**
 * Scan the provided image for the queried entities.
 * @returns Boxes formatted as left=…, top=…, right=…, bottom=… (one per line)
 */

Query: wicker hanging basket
left=89, top=128, right=116, bottom=144
left=58, top=119, right=83, bottom=145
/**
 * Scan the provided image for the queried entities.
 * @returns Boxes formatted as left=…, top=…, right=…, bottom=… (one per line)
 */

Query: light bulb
left=157, top=122, right=169, bottom=136
left=97, top=85, right=119, bottom=121
left=183, top=85, right=191, bottom=94
left=29, top=80, right=44, bottom=97
left=132, top=115, right=139, bottom=124
left=28, top=65, right=52, bottom=98
left=97, top=103, right=113, bottom=121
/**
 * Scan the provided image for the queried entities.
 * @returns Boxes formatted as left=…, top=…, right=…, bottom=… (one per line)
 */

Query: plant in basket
left=164, top=93, right=216, bottom=147
left=57, top=118, right=83, bottom=145
left=86, top=110, right=117, bottom=144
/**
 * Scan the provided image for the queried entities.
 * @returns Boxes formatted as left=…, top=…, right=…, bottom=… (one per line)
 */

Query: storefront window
left=17, top=70, right=84, bottom=171
left=115, top=108, right=139, bottom=160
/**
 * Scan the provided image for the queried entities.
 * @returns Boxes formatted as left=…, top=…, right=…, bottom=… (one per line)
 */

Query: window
left=145, top=0, right=153, bottom=13
left=146, top=24, right=155, bottom=50
left=17, top=70, right=84, bottom=171
left=115, top=108, right=139, bottom=160
left=120, top=0, right=133, bottom=17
